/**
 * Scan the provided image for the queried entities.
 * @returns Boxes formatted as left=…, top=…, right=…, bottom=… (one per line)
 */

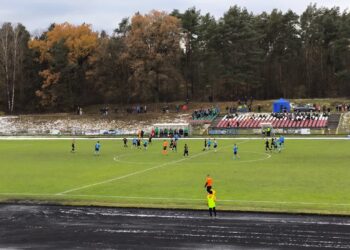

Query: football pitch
left=0, top=138, right=349, bottom=215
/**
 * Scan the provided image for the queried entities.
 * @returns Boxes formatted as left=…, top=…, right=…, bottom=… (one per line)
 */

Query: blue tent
left=273, top=98, right=290, bottom=113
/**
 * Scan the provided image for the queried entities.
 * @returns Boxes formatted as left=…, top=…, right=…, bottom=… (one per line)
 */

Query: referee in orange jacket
left=204, top=174, right=213, bottom=193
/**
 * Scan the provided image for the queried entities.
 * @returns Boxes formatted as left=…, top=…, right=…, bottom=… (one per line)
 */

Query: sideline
left=0, top=136, right=349, bottom=140
left=56, top=140, right=250, bottom=195
left=1, top=192, right=350, bottom=207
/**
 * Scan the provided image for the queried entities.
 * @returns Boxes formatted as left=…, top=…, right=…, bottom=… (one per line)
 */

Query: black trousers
left=209, top=207, right=216, bottom=217
left=206, top=186, right=212, bottom=193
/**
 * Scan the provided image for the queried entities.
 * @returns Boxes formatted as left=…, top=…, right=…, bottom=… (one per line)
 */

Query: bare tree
left=0, top=23, right=25, bottom=113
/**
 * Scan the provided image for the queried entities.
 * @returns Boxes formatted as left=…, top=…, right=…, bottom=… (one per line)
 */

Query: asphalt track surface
left=1, top=204, right=350, bottom=249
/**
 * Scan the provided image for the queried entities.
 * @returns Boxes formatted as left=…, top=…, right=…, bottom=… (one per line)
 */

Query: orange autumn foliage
left=29, top=22, right=98, bottom=64
left=125, top=11, right=183, bottom=102
left=29, top=23, right=98, bottom=107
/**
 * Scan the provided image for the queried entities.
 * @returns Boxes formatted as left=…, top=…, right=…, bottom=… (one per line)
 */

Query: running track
left=1, top=204, right=350, bottom=249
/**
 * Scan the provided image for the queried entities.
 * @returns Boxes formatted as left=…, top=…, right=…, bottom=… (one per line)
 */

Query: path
left=1, top=204, right=350, bottom=249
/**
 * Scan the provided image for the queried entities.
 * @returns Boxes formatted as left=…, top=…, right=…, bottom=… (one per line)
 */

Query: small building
left=273, top=98, right=290, bottom=113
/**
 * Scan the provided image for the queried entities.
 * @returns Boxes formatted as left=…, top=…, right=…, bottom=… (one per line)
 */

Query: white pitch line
left=56, top=141, right=250, bottom=195
left=56, top=158, right=192, bottom=195
left=0, top=136, right=349, bottom=140
left=1, top=192, right=350, bottom=207
left=230, top=151, right=272, bottom=163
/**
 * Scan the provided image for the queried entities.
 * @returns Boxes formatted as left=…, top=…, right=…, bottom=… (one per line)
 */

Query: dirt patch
left=0, top=113, right=190, bottom=135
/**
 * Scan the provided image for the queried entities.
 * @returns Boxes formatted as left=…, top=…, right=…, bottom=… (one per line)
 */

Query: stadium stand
left=191, top=107, right=219, bottom=124
left=216, top=112, right=329, bottom=128
left=327, top=113, right=341, bottom=130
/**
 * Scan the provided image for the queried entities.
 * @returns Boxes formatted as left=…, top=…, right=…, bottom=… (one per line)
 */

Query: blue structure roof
left=273, top=98, right=290, bottom=113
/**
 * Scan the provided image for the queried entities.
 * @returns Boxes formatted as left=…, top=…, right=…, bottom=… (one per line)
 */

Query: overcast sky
left=1, top=0, right=349, bottom=34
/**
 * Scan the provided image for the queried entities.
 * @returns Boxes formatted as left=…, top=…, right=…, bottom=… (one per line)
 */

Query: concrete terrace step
left=210, top=115, right=225, bottom=128
left=327, top=113, right=341, bottom=130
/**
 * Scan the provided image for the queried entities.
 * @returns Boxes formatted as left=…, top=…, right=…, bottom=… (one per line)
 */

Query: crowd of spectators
left=294, top=104, right=331, bottom=113
left=79, top=99, right=350, bottom=118
left=336, top=104, right=350, bottom=112
left=154, top=127, right=189, bottom=137
left=223, top=100, right=349, bottom=115
left=226, top=113, right=239, bottom=119
left=162, top=104, right=189, bottom=113
left=270, top=112, right=329, bottom=121
left=221, top=111, right=329, bottom=129
left=224, top=111, right=328, bottom=123
left=126, top=105, right=147, bottom=114
left=100, top=106, right=109, bottom=115
left=222, top=96, right=254, bottom=114
left=162, top=105, right=170, bottom=113
left=100, top=103, right=190, bottom=115
left=192, top=107, right=219, bottom=120
left=226, top=106, right=237, bottom=114
left=225, top=104, right=251, bottom=113
left=76, top=106, right=83, bottom=115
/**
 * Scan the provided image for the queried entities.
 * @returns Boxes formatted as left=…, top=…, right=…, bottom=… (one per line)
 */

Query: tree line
left=0, top=4, right=350, bottom=113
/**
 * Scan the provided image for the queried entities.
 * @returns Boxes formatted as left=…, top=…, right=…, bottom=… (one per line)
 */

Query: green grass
left=0, top=138, right=350, bottom=215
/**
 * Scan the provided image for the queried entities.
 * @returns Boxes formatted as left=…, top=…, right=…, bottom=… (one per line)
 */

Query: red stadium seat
left=276, top=119, right=283, bottom=128
left=298, top=120, right=304, bottom=128
left=275, top=119, right=282, bottom=128
left=247, top=120, right=255, bottom=128
left=291, top=121, right=297, bottom=128
left=215, top=113, right=328, bottom=129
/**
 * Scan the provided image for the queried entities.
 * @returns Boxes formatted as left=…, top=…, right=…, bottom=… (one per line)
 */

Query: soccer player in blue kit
left=95, top=141, right=101, bottom=155
left=207, top=138, right=212, bottom=150
left=233, top=144, right=239, bottom=160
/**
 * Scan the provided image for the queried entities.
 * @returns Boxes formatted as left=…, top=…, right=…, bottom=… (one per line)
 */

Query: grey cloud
left=0, top=0, right=349, bottom=34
